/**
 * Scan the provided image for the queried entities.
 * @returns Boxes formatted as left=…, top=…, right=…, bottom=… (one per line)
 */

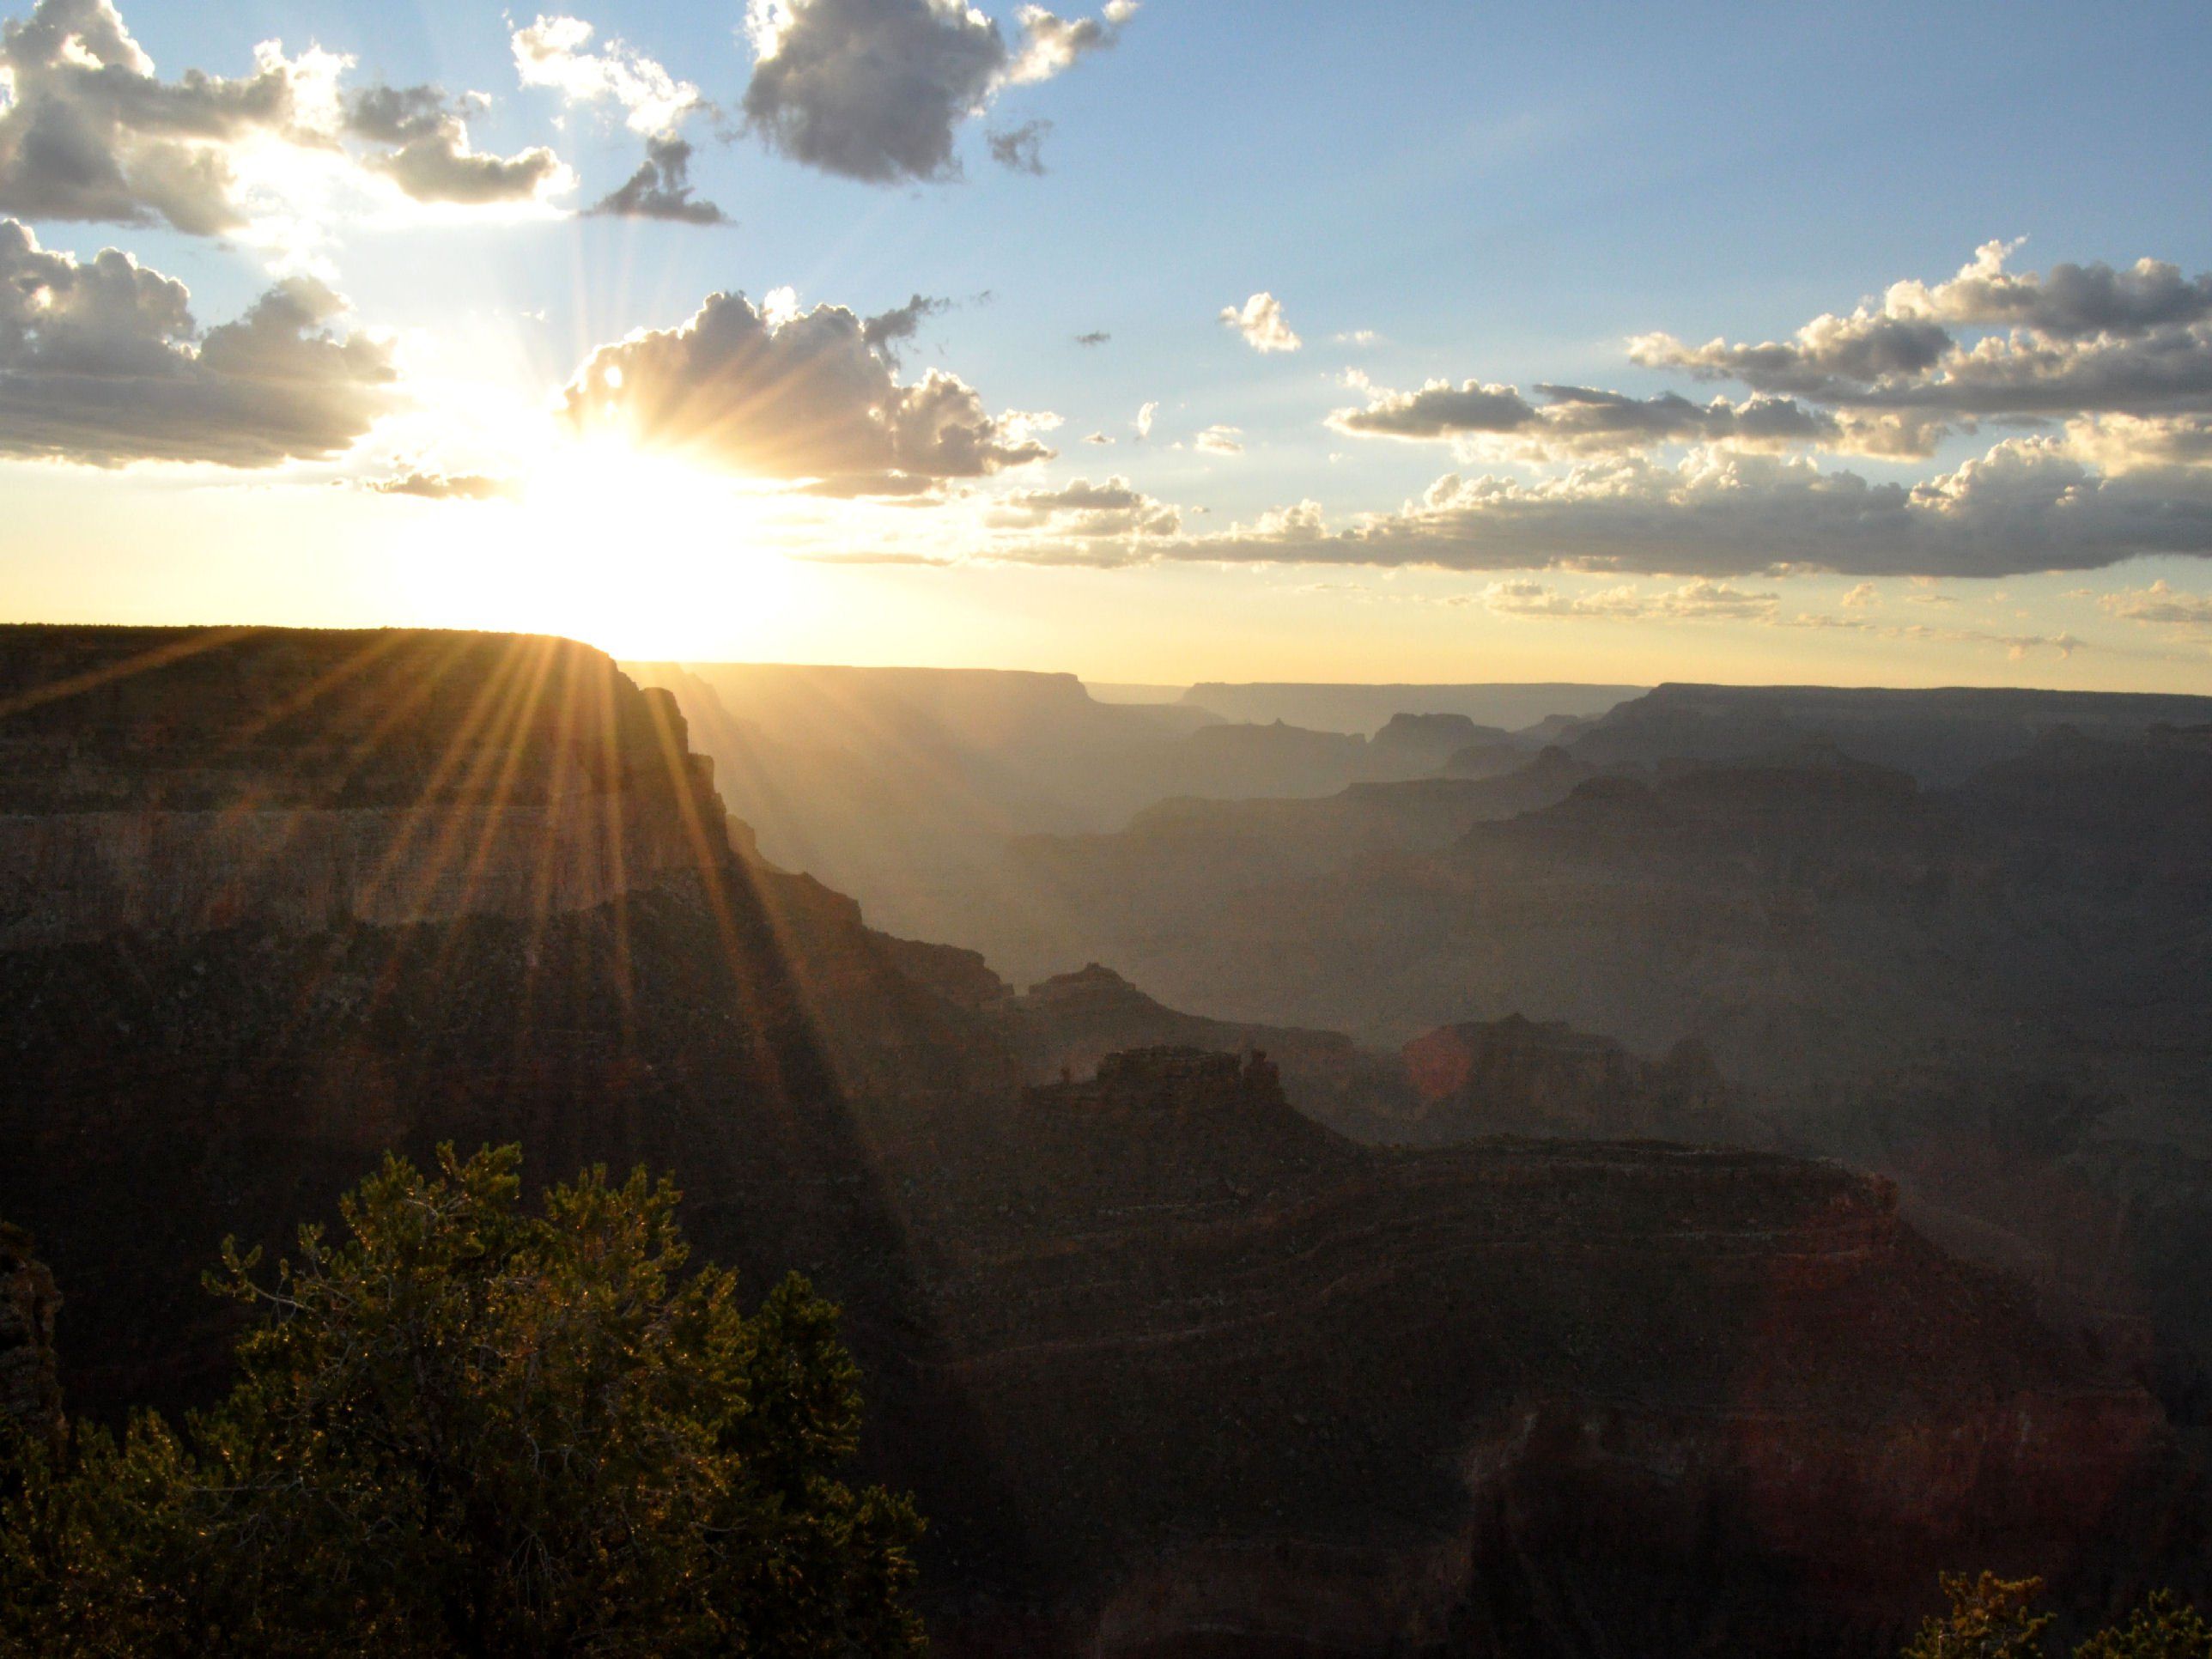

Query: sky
left=3, top=0, right=2212, bottom=690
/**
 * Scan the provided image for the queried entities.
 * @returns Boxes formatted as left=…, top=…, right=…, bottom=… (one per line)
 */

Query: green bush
left=1, top=1145, right=926, bottom=1657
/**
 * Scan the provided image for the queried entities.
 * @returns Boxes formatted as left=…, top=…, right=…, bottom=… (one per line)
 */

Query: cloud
left=347, top=86, right=568, bottom=206
left=1002, top=1, right=1137, bottom=84
left=1630, top=241, right=2212, bottom=421
left=1081, top=430, right=1111, bottom=444
left=2097, top=580, right=2212, bottom=629
left=1074, top=329, right=1109, bottom=347
left=2063, top=413, right=2212, bottom=474
left=1220, top=291, right=1300, bottom=353
left=0, top=0, right=344, bottom=234
left=1194, top=423, right=1243, bottom=454
left=556, top=287, right=1051, bottom=492
left=511, top=14, right=702, bottom=137
left=1840, top=581, right=1880, bottom=608
left=1158, top=439, right=2212, bottom=579
left=366, top=469, right=518, bottom=501
left=0, top=0, right=573, bottom=239
left=586, top=136, right=726, bottom=222
left=740, top=0, right=1132, bottom=185
left=990, top=473, right=1178, bottom=538
left=1328, top=375, right=1927, bottom=459
left=1133, top=398, right=1156, bottom=438
left=1266, top=244, right=2212, bottom=581
left=1480, top=576, right=1779, bottom=623
left=513, top=16, right=722, bottom=224
left=987, top=117, right=1049, bottom=173
left=0, top=217, right=398, bottom=465
left=1778, top=611, right=2085, bottom=661
left=1885, top=240, right=2212, bottom=339
left=860, top=292, right=950, bottom=357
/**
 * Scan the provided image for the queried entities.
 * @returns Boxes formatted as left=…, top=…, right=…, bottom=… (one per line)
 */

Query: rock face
left=0, top=627, right=714, bottom=947
left=0, top=1224, right=62, bottom=1451
left=897, top=1053, right=2164, bottom=1656
left=1396, top=1014, right=1771, bottom=1146
left=0, top=628, right=2188, bottom=1656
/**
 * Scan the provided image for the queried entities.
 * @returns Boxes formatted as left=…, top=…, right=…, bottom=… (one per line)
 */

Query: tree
left=2075, top=1592, right=2212, bottom=1659
left=1905, top=1573, right=2056, bottom=1659
left=0, top=1145, right=927, bottom=1657
left=1903, top=1575, right=2212, bottom=1659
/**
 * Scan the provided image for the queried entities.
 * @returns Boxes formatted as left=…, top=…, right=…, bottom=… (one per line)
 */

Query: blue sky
left=3, top=0, right=2212, bottom=685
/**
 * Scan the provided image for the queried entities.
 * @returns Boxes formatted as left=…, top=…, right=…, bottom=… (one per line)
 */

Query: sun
left=398, top=438, right=801, bottom=661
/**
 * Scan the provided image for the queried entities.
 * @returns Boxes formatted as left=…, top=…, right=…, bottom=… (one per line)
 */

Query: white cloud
left=1480, top=577, right=1779, bottom=623
left=512, top=14, right=701, bottom=137
left=1194, top=423, right=1243, bottom=454
left=1219, top=291, right=1301, bottom=354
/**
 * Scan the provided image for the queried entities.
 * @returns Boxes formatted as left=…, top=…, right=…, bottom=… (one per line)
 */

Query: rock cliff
left=0, top=626, right=717, bottom=946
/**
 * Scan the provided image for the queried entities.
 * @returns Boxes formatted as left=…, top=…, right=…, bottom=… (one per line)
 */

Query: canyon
left=0, top=628, right=2200, bottom=1656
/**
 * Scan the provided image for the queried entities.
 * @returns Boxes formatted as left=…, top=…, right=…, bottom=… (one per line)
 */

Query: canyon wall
left=0, top=627, right=718, bottom=947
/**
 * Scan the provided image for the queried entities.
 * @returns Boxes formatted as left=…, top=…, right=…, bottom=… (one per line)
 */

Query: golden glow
left=395, top=437, right=801, bottom=661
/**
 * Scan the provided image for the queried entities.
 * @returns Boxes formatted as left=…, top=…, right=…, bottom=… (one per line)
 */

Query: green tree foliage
left=2075, top=1592, right=2212, bottom=1659
left=1906, top=1573, right=2057, bottom=1659
left=1905, top=1574, right=2212, bottom=1659
left=0, top=1146, right=927, bottom=1657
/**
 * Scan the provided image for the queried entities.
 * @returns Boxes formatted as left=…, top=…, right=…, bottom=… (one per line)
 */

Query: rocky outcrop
left=0, top=1224, right=62, bottom=1451
left=0, top=627, right=718, bottom=948
left=1394, top=1013, right=1772, bottom=1146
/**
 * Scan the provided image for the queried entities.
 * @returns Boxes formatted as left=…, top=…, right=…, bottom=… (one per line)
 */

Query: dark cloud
left=860, top=292, right=950, bottom=356
left=586, top=136, right=727, bottom=223
left=556, top=288, right=1051, bottom=490
left=1329, top=377, right=1869, bottom=457
left=987, top=118, right=1049, bottom=174
left=0, top=217, right=398, bottom=465
left=1074, top=330, right=1109, bottom=347
left=738, top=0, right=1132, bottom=184
left=349, top=88, right=565, bottom=205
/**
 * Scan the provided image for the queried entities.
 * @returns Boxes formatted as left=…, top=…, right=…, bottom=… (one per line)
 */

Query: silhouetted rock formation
left=1569, top=682, right=2212, bottom=785
left=990, top=962, right=1413, bottom=1131
left=1179, top=681, right=1642, bottom=736
left=1395, top=1014, right=1771, bottom=1146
